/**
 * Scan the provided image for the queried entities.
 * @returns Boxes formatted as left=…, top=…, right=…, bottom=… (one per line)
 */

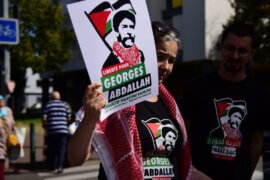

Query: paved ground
left=5, top=159, right=100, bottom=180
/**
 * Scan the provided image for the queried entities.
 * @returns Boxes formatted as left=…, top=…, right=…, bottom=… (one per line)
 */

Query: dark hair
left=162, top=126, right=177, bottom=138
left=113, top=10, right=136, bottom=32
left=152, top=21, right=181, bottom=53
left=228, top=106, right=245, bottom=119
left=220, top=22, right=257, bottom=49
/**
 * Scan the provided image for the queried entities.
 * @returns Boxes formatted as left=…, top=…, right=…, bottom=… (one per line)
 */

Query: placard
left=67, top=0, right=158, bottom=120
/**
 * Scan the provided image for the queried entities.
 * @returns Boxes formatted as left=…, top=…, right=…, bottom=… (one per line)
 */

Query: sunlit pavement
left=252, top=157, right=263, bottom=180
left=5, top=159, right=100, bottom=180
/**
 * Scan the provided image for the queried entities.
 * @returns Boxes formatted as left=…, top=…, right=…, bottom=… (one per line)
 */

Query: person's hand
left=83, top=83, right=106, bottom=123
left=192, top=168, right=213, bottom=180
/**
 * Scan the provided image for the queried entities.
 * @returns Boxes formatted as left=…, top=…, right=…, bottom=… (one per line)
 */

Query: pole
left=0, top=0, right=10, bottom=98
left=30, top=123, right=36, bottom=168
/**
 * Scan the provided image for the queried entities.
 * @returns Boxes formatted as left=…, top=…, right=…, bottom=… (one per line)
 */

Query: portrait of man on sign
left=68, top=0, right=158, bottom=120
left=103, top=10, right=144, bottom=68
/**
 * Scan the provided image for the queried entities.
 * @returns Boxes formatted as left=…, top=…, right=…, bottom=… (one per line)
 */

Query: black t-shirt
left=98, top=98, right=183, bottom=180
left=180, top=72, right=270, bottom=180
left=136, top=98, right=182, bottom=179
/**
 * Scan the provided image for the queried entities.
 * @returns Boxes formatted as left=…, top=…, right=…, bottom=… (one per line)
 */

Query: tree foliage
left=7, top=0, right=74, bottom=111
left=9, top=0, right=74, bottom=73
left=225, top=0, right=270, bottom=63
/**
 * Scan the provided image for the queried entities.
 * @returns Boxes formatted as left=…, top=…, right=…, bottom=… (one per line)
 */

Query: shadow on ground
left=5, top=160, right=48, bottom=174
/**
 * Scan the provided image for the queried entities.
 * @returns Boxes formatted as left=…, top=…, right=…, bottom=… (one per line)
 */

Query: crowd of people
left=1, top=12, right=270, bottom=180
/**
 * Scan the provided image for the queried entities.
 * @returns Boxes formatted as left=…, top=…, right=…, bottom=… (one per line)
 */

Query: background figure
left=180, top=22, right=270, bottom=180
left=42, top=91, right=71, bottom=173
left=0, top=117, right=7, bottom=180
left=0, top=95, right=15, bottom=134
left=0, top=95, right=16, bottom=172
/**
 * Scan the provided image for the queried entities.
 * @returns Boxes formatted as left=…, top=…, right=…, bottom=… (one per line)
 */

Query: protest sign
left=67, top=0, right=158, bottom=120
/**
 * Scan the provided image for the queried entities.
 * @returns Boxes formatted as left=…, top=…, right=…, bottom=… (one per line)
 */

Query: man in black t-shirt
left=181, top=23, right=270, bottom=180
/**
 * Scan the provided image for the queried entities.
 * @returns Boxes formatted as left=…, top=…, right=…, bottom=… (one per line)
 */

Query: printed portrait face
left=163, top=130, right=177, bottom=151
left=228, top=111, right=243, bottom=129
left=118, top=18, right=135, bottom=48
left=142, top=118, right=178, bottom=153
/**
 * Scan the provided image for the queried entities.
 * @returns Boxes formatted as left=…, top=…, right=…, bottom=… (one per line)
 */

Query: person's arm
left=67, top=116, right=71, bottom=123
left=249, top=130, right=264, bottom=179
left=42, top=104, right=48, bottom=128
left=66, top=103, right=72, bottom=123
left=68, top=83, right=106, bottom=166
left=6, top=107, right=15, bottom=130
left=192, top=166, right=213, bottom=180
left=42, top=116, right=47, bottom=127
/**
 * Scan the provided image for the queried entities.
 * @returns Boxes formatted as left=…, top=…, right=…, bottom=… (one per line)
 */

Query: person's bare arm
left=68, top=83, right=106, bottom=166
left=42, top=116, right=47, bottom=128
left=67, top=104, right=72, bottom=123
left=192, top=166, right=213, bottom=180
left=7, top=107, right=15, bottom=130
left=249, top=130, right=263, bottom=179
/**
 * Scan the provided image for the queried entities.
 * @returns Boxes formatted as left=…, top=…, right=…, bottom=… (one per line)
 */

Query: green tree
left=9, top=0, right=74, bottom=111
left=225, top=0, right=270, bottom=63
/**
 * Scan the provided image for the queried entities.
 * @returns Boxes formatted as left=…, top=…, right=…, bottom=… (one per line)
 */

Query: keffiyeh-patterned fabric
left=77, top=84, right=192, bottom=179
left=112, top=41, right=141, bottom=66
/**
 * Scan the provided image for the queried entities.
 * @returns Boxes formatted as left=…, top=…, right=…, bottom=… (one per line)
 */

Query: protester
left=0, top=95, right=15, bottom=133
left=0, top=117, right=7, bottom=180
left=0, top=95, right=16, bottom=172
left=67, top=21, right=196, bottom=179
left=180, top=22, right=269, bottom=180
left=42, top=91, right=71, bottom=173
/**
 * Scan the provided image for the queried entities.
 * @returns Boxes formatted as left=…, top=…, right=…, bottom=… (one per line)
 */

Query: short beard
left=223, top=59, right=250, bottom=73
left=228, top=120, right=239, bottom=129
left=224, top=64, right=244, bottom=73
left=165, top=145, right=173, bottom=151
left=118, top=35, right=135, bottom=48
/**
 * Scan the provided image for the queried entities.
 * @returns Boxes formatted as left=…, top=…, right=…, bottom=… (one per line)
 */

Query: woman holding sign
left=68, top=22, right=209, bottom=180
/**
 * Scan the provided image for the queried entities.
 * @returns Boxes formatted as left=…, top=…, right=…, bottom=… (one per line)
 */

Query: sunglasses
left=152, top=21, right=180, bottom=38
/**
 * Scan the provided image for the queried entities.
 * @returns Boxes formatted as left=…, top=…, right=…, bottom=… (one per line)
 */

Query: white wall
left=180, top=0, right=234, bottom=61
left=205, top=0, right=234, bottom=58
